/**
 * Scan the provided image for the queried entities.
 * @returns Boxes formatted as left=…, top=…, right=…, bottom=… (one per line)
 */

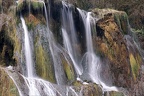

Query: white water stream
left=21, top=16, right=55, bottom=96
left=61, top=1, right=83, bottom=75
left=21, top=16, right=34, bottom=77
left=6, top=1, right=123, bottom=96
left=77, top=8, right=118, bottom=92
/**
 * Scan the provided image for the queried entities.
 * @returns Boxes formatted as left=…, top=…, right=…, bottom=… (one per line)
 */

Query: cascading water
left=21, top=16, right=34, bottom=77
left=77, top=8, right=118, bottom=92
left=20, top=15, right=57, bottom=96
left=61, top=1, right=83, bottom=75
left=42, top=1, right=67, bottom=85
left=3, top=0, right=132, bottom=96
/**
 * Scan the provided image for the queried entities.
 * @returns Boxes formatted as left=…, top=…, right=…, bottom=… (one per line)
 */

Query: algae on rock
left=0, top=68, right=19, bottom=96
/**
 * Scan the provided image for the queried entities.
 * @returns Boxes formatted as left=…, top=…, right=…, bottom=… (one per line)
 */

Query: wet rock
left=0, top=68, right=19, bottom=96
left=72, top=83, right=103, bottom=96
left=94, top=13, right=131, bottom=88
left=104, top=91, right=124, bottom=96
left=92, top=8, right=129, bottom=35
left=60, top=53, right=76, bottom=83
left=33, top=24, right=56, bottom=83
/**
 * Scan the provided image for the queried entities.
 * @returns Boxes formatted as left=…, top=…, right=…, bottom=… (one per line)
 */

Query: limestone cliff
left=0, top=0, right=143, bottom=96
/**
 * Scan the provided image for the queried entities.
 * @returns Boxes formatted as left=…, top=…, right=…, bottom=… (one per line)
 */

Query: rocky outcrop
left=0, top=0, right=144, bottom=95
left=0, top=13, right=18, bottom=67
left=91, top=9, right=143, bottom=95
left=0, top=68, right=19, bottom=96
left=93, top=12, right=131, bottom=88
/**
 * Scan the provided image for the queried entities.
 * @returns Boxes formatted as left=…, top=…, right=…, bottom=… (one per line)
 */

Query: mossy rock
left=105, top=91, right=124, bottom=96
left=16, top=0, right=43, bottom=15
left=95, top=13, right=131, bottom=87
left=0, top=14, right=19, bottom=67
left=31, top=1, right=43, bottom=10
left=60, top=54, right=76, bottom=82
left=0, top=68, right=19, bottom=96
left=24, top=14, right=41, bottom=30
left=114, top=12, right=129, bottom=35
left=35, top=42, right=56, bottom=83
left=72, top=80, right=83, bottom=86
left=72, top=83, right=103, bottom=96
left=92, top=8, right=129, bottom=35
left=129, top=53, right=141, bottom=81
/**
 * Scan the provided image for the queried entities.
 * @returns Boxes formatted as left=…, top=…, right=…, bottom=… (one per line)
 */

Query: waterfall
left=61, top=1, right=83, bottom=75
left=77, top=8, right=101, bottom=84
left=23, top=77, right=57, bottom=96
left=41, top=1, right=67, bottom=84
left=20, top=14, right=58, bottom=96
left=3, top=0, right=132, bottom=96
left=85, top=12, right=101, bottom=84
left=77, top=8, right=118, bottom=92
left=21, top=16, right=34, bottom=77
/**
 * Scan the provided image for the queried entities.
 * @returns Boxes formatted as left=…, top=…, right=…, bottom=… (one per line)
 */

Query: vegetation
left=132, top=28, right=144, bottom=35
left=108, top=91, right=124, bottom=96
left=129, top=53, right=140, bottom=81
left=61, top=55, right=75, bottom=81
left=0, top=68, right=19, bottom=96
left=25, top=14, right=40, bottom=30
left=31, top=1, right=43, bottom=10
left=35, top=42, right=56, bottom=83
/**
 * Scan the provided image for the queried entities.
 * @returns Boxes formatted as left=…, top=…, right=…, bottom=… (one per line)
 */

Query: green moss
left=16, top=0, right=43, bottom=13
left=120, top=13, right=129, bottom=34
left=114, top=14, right=122, bottom=31
left=114, top=12, right=128, bottom=35
left=0, top=68, right=19, bottom=96
left=35, top=42, right=56, bottom=83
left=31, top=2, right=43, bottom=10
left=129, top=53, right=140, bottom=81
left=61, top=55, right=75, bottom=81
left=107, top=91, right=124, bottom=96
left=72, top=81, right=82, bottom=86
left=132, top=28, right=144, bottom=35
left=26, top=22, right=34, bottom=30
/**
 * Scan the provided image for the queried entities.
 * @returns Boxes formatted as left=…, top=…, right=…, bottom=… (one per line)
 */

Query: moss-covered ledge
left=91, top=8, right=129, bottom=35
left=16, top=0, right=44, bottom=16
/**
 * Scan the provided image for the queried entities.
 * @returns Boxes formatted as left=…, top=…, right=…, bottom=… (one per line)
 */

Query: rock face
left=0, top=0, right=144, bottom=96
left=92, top=9, right=143, bottom=90
left=94, top=12, right=131, bottom=87
left=0, top=68, right=19, bottom=96
left=0, top=13, right=18, bottom=67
